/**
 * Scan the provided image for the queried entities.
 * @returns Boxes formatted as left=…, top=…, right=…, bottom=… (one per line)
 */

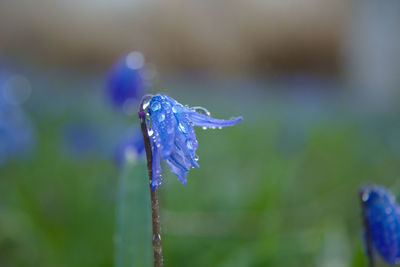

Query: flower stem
left=139, top=95, right=163, bottom=267
left=360, top=191, right=374, bottom=267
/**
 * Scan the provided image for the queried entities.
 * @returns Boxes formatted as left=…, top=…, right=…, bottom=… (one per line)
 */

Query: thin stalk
left=360, top=191, right=374, bottom=267
left=139, top=95, right=163, bottom=267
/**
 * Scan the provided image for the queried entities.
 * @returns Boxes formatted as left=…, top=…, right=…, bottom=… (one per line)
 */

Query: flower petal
left=149, top=95, right=176, bottom=159
left=175, top=129, right=199, bottom=168
left=172, top=105, right=199, bottom=168
left=188, top=111, right=243, bottom=128
left=151, top=142, right=163, bottom=190
left=165, top=149, right=190, bottom=184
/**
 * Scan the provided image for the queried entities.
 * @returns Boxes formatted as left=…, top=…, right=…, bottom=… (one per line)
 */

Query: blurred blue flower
left=146, top=94, right=242, bottom=190
left=360, top=184, right=400, bottom=265
left=114, top=127, right=145, bottom=165
left=106, top=51, right=147, bottom=109
left=0, top=90, right=35, bottom=165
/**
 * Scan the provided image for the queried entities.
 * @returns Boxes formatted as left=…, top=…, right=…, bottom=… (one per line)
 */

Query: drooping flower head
left=106, top=51, right=148, bottom=109
left=360, top=184, right=400, bottom=265
left=142, top=94, right=242, bottom=190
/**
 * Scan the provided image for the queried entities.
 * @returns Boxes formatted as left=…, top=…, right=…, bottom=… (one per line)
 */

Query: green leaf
left=114, top=161, right=152, bottom=267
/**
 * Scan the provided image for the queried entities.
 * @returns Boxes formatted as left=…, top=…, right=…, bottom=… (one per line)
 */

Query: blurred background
left=1, top=0, right=400, bottom=266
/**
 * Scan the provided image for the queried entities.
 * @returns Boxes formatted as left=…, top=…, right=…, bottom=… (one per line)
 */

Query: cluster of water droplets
left=171, top=103, right=198, bottom=153
left=147, top=100, right=163, bottom=149
left=190, top=106, right=223, bottom=130
left=142, top=94, right=242, bottom=189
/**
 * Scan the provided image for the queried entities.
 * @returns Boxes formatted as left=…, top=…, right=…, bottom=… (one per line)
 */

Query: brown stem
left=139, top=95, right=163, bottom=267
left=360, top=190, right=374, bottom=267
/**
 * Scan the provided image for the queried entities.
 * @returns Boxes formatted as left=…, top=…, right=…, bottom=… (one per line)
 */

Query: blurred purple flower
left=146, top=94, right=242, bottom=190
left=106, top=51, right=148, bottom=109
left=114, top=127, right=145, bottom=165
left=360, top=184, right=400, bottom=265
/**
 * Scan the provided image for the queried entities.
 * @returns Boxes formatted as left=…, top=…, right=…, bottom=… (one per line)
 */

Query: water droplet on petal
left=186, top=141, right=193, bottom=150
left=148, top=129, right=154, bottom=136
left=179, top=123, right=187, bottom=133
left=195, top=155, right=199, bottom=161
left=143, top=100, right=151, bottom=110
left=151, top=101, right=161, bottom=111
left=191, top=106, right=211, bottom=116
left=158, top=113, right=165, bottom=122
left=362, top=191, right=370, bottom=202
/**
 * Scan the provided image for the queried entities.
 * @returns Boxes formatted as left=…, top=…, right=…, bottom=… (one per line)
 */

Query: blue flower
left=360, top=184, right=400, bottom=265
left=145, top=94, right=242, bottom=190
left=106, top=51, right=147, bottom=109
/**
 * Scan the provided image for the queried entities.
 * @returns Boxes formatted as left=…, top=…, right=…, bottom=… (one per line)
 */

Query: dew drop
left=362, top=191, right=370, bottom=202
left=195, top=155, right=199, bottom=161
left=148, top=129, right=154, bottom=136
left=172, top=105, right=182, bottom=113
left=179, top=123, right=187, bottom=133
left=151, top=101, right=161, bottom=111
left=202, top=127, right=207, bottom=130
left=186, top=141, right=193, bottom=150
left=143, top=100, right=150, bottom=110
left=158, top=113, right=165, bottom=122
left=153, top=234, right=162, bottom=242
left=191, top=106, right=211, bottom=116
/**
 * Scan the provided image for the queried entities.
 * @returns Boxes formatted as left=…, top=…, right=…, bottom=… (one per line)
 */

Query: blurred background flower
left=106, top=51, right=150, bottom=113
left=0, top=67, right=35, bottom=165
left=360, top=184, right=400, bottom=265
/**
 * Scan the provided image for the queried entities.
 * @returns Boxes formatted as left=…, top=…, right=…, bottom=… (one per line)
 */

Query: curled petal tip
left=192, top=161, right=200, bottom=168
left=232, top=116, right=243, bottom=123
left=188, top=112, right=243, bottom=128
left=151, top=179, right=163, bottom=191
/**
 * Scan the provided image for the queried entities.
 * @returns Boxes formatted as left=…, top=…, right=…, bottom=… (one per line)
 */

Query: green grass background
left=1, top=77, right=399, bottom=267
